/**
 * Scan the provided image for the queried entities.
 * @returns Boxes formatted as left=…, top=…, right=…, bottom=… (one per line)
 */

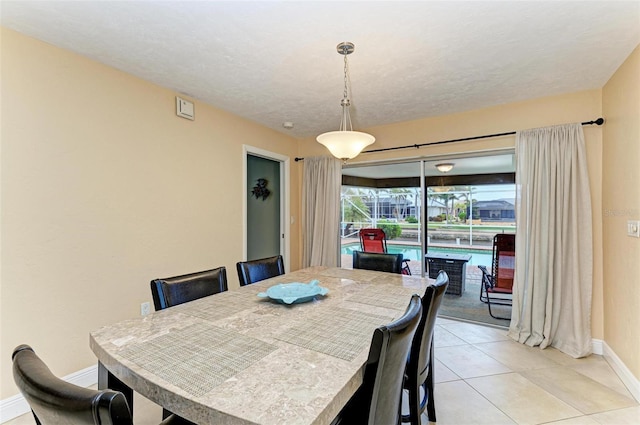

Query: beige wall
left=0, top=28, right=300, bottom=397
left=602, top=44, right=640, bottom=379
left=300, top=89, right=606, bottom=348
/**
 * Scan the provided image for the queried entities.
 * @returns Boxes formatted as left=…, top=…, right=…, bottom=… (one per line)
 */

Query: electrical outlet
left=140, top=302, right=151, bottom=316
left=628, top=220, right=640, bottom=238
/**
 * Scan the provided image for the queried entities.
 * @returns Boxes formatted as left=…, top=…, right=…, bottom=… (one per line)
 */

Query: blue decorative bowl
left=257, top=280, right=329, bottom=304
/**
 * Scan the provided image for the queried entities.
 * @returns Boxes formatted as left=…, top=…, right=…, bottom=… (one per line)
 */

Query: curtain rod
left=294, top=117, right=604, bottom=162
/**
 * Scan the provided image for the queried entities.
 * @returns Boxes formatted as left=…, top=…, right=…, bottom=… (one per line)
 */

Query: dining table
left=90, top=266, right=430, bottom=425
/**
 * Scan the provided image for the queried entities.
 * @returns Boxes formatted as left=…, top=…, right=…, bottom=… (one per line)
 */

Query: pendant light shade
left=317, top=42, right=375, bottom=161
left=317, top=131, right=375, bottom=160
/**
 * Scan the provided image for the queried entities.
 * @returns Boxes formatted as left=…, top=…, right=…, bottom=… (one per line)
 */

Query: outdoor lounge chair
left=359, top=228, right=411, bottom=275
left=478, top=233, right=515, bottom=320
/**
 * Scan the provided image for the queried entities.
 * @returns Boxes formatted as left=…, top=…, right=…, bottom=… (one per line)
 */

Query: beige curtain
left=302, top=156, right=342, bottom=267
left=508, top=123, right=593, bottom=358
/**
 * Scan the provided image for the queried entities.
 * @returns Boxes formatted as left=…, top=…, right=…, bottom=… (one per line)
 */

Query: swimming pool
left=341, top=242, right=492, bottom=266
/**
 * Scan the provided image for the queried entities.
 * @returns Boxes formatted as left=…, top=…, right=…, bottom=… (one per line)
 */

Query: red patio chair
left=359, top=228, right=412, bottom=275
left=478, top=233, right=515, bottom=320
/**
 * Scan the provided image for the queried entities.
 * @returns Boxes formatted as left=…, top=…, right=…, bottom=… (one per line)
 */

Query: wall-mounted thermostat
left=176, top=96, right=194, bottom=120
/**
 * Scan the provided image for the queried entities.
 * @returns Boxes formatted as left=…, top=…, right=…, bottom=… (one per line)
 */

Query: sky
left=464, top=184, right=515, bottom=202
left=427, top=184, right=516, bottom=202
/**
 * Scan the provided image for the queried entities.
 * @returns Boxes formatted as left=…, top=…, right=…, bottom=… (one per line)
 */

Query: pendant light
left=316, top=42, right=375, bottom=161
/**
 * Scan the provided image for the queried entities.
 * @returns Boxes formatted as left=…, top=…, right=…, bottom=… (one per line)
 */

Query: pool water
left=341, top=243, right=492, bottom=266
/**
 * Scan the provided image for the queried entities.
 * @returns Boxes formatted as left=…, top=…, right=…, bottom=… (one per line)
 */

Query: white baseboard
left=0, top=365, right=97, bottom=423
left=592, top=338, right=604, bottom=355
left=602, top=341, right=640, bottom=403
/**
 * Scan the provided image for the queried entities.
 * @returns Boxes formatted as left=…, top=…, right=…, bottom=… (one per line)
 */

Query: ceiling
left=2, top=1, right=639, bottom=142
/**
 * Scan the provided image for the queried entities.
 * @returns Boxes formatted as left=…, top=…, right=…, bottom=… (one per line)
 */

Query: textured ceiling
left=1, top=1, right=639, bottom=140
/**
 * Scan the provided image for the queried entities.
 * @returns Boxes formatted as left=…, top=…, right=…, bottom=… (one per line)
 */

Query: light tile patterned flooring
left=7, top=319, right=639, bottom=425
left=427, top=318, right=638, bottom=424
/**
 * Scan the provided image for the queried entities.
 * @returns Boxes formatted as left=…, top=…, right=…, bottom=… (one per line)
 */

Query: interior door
left=246, top=154, right=281, bottom=261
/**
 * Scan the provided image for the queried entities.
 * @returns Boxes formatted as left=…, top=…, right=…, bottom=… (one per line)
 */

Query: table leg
left=98, top=362, right=133, bottom=413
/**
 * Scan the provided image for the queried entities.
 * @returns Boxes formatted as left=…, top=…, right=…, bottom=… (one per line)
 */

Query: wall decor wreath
left=251, top=178, right=270, bottom=201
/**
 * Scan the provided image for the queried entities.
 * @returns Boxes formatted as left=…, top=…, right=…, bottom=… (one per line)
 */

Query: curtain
left=302, top=156, right=342, bottom=267
left=508, top=123, right=593, bottom=358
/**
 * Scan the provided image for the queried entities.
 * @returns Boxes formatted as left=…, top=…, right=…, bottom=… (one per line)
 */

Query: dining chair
left=149, top=266, right=227, bottom=420
left=359, top=228, right=412, bottom=274
left=236, top=255, right=285, bottom=286
left=12, top=344, right=194, bottom=425
left=402, top=270, right=449, bottom=425
left=331, top=294, right=422, bottom=425
left=150, top=266, right=227, bottom=311
left=352, top=250, right=404, bottom=274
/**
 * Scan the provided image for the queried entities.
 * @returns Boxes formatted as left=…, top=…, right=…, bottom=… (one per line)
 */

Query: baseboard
left=0, top=364, right=98, bottom=423
left=591, top=338, right=604, bottom=355
left=602, top=341, right=640, bottom=403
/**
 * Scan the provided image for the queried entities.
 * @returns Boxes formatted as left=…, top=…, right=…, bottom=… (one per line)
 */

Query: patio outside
left=340, top=184, right=516, bottom=327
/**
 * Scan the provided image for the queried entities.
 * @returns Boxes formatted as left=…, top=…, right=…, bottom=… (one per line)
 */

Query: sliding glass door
left=340, top=151, right=518, bottom=326
left=340, top=161, right=424, bottom=273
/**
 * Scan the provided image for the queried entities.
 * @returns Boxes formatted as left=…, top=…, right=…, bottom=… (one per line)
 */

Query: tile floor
left=6, top=318, right=638, bottom=425
left=426, top=318, right=638, bottom=424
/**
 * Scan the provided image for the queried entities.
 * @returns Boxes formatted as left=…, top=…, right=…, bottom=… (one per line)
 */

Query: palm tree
left=359, top=188, right=380, bottom=222
left=389, top=188, right=412, bottom=219
left=432, top=191, right=459, bottom=224
left=453, top=186, right=472, bottom=222
left=411, top=188, right=421, bottom=220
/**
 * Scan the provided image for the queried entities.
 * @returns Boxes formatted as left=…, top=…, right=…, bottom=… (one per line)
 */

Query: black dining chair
left=331, top=294, right=422, bottom=425
left=236, top=255, right=285, bottom=286
left=402, top=270, right=449, bottom=425
left=149, top=266, right=227, bottom=420
left=352, top=250, right=404, bottom=274
left=12, top=344, right=194, bottom=425
left=150, top=266, right=227, bottom=311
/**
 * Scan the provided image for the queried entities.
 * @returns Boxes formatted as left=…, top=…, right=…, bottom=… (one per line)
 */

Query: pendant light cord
left=340, top=46, right=353, bottom=132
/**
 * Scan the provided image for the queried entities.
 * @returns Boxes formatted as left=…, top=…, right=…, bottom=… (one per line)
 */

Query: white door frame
left=242, top=145, right=290, bottom=272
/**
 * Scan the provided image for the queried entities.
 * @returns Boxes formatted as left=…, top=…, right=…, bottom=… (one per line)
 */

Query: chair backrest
left=236, top=255, right=285, bottom=287
left=492, top=234, right=515, bottom=290
left=360, top=295, right=422, bottom=425
left=352, top=250, right=404, bottom=274
left=408, top=271, right=449, bottom=391
left=359, top=228, right=388, bottom=253
left=150, top=266, right=228, bottom=311
left=12, top=345, right=133, bottom=425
